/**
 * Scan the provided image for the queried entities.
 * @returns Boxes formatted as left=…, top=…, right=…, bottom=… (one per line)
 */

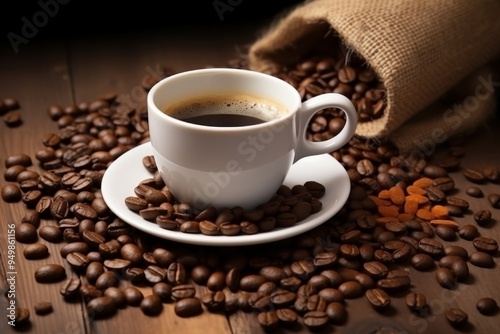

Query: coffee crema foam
left=163, top=94, right=287, bottom=122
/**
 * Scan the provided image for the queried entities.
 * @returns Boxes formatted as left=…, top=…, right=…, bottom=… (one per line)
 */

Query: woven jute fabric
left=248, top=0, right=500, bottom=153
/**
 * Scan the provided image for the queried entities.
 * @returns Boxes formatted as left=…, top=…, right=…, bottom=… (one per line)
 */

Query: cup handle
left=294, top=93, right=358, bottom=163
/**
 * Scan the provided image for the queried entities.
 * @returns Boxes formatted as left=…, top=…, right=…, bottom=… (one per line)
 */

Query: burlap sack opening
left=248, top=0, right=500, bottom=153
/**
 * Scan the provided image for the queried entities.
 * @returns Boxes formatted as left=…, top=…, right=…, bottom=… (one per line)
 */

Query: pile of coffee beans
left=123, top=156, right=325, bottom=236
left=2, top=53, right=499, bottom=332
left=228, top=43, right=386, bottom=127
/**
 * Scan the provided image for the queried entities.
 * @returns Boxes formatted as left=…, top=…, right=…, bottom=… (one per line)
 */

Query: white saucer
left=101, top=142, right=350, bottom=246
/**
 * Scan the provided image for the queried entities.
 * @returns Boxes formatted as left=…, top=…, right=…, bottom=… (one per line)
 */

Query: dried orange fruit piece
left=389, top=186, right=405, bottom=205
left=431, top=205, right=449, bottom=219
left=429, top=219, right=459, bottom=229
left=413, top=177, right=434, bottom=189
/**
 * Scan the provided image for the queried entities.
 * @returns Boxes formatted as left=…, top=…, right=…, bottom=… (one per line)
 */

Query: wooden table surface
left=1, top=10, right=499, bottom=334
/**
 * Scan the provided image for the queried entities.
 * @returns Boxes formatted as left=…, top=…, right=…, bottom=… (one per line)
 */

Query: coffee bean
left=34, top=301, right=53, bottom=315
left=257, top=311, right=279, bottom=330
left=488, top=193, right=500, bottom=208
left=73, top=203, right=98, bottom=220
left=446, top=204, right=464, bottom=217
left=301, top=278, right=324, bottom=295
left=476, top=297, right=498, bottom=315
left=3, top=110, right=22, bottom=126
left=276, top=308, right=299, bottom=325
left=418, top=238, right=444, bottom=257
left=140, top=294, right=163, bottom=316
left=340, top=244, right=360, bottom=259
left=104, top=287, right=127, bottom=308
left=199, top=291, right=225, bottom=312
left=326, top=301, right=347, bottom=324
left=86, top=261, right=105, bottom=284
left=120, top=243, right=143, bottom=265
left=165, top=262, right=185, bottom=285
left=338, top=66, right=356, bottom=83
left=189, top=264, right=211, bottom=286
left=406, top=292, right=427, bottom=312
left=219, top=222, right=240, bottom=235
left=153, top=247, right=176, bottom=268
left=463, top=166, right=487, bottom=183
left=338, top=281, right=363, bottom=299
left=95, top=271, right=119, bottom=290
left=458, top=224, right=479, bottom=240
left=171, top=284, right=196, bottom=300
left=123, top=267, right=144, bottom=284
left=269, top=289, right=296, bottom=308
left=432, top=177, right=455, bottom=192
left=144, top=265, right=167, bottom=284
left=87, top=251, right=102, bottom=263
left=434, top=225, right=456, bottom=241
left=363, top=261, right=388, bottom=279
left=473, top=236, right=498, bottom=253
left=34, top=264, right=66, bottom=283
left=5, top=54, right=499, bottom=329
left=123, top=286, right=144, bottom=306
left=23, top=243, right=49, bottom=259
left=482, top=165, right=499, bottom=182
left=15, top=223, right=38, bottom=243
left=20, top=211, right=39, bottom=229
left=1, top=183, right=22, bottom=202
left=13, top=307, right=30, bottom=327
left=18, top=170, right=40, bottom=184
left=240, top=274, right=266, bottom=292
left=152, top=282, right=172, bottom=302
left=376, top=274, right=411, bottom=292
left=365, top=288, right=391, bottom=309
left=82, top=230, right=106, bottom=248
left=474, top=209, right=492, bottom=226
left=5, top=153, right=32, bottom=167
left=446, top=197, right=469, bottom=211
left=50, top=196, right=69, bottom=219
left=87, top=296, right=117, bottom=318
left=4, top=165, right=27, bottom=182
left=257, top=282, right=277, bottom=296
left=66, top=252, right=90, bottom=270
left=303, top=310, right=329, bottom=329
left=341, top=229, right=362, bottom=244
left=438, top=255, right=464, bottom=269
left=466, top=186, right=484, bottom=198
left=39, top=225, right=63, bottom=243
left=435, top=267, right=456, bottom=289
left=444, top=307, right=468, bottom=327
left=423, top=164, right=448, bottom=178
left=142, top=155, right=157, bottom=173
left=79, top=284, right=103, bottom=301
left=198, top=220, right=219, bottom=235
left=444, top=245, right=468, bottom=259
left=304, top=180, right=326, bottom=198
left=450, top=260, right=469, bottom=282
left=249, top=292, right=272, bottom=311
left=174, top=297, right=202, bottom=317
left=426, top=186, right=445, bottom=202
left=469, top=251, right=495, bottom=268
left=259, top=266, right=286, bottom=283
left=60, top=242, right=89, bottom=258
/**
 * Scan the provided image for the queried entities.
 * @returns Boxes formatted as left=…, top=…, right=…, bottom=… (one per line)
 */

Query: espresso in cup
left=162, top=93, right=287, bottom=127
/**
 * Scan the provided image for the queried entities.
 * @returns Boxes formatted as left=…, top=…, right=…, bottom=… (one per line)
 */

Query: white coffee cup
left=147, top=68, right=357, bottom=211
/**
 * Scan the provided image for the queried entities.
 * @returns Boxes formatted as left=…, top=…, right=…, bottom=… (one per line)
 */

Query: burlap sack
left=248, top=0, right=500, bottom=154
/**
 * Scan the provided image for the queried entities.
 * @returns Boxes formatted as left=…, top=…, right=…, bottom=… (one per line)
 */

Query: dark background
left=1, top=0, right=305, bottom=44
